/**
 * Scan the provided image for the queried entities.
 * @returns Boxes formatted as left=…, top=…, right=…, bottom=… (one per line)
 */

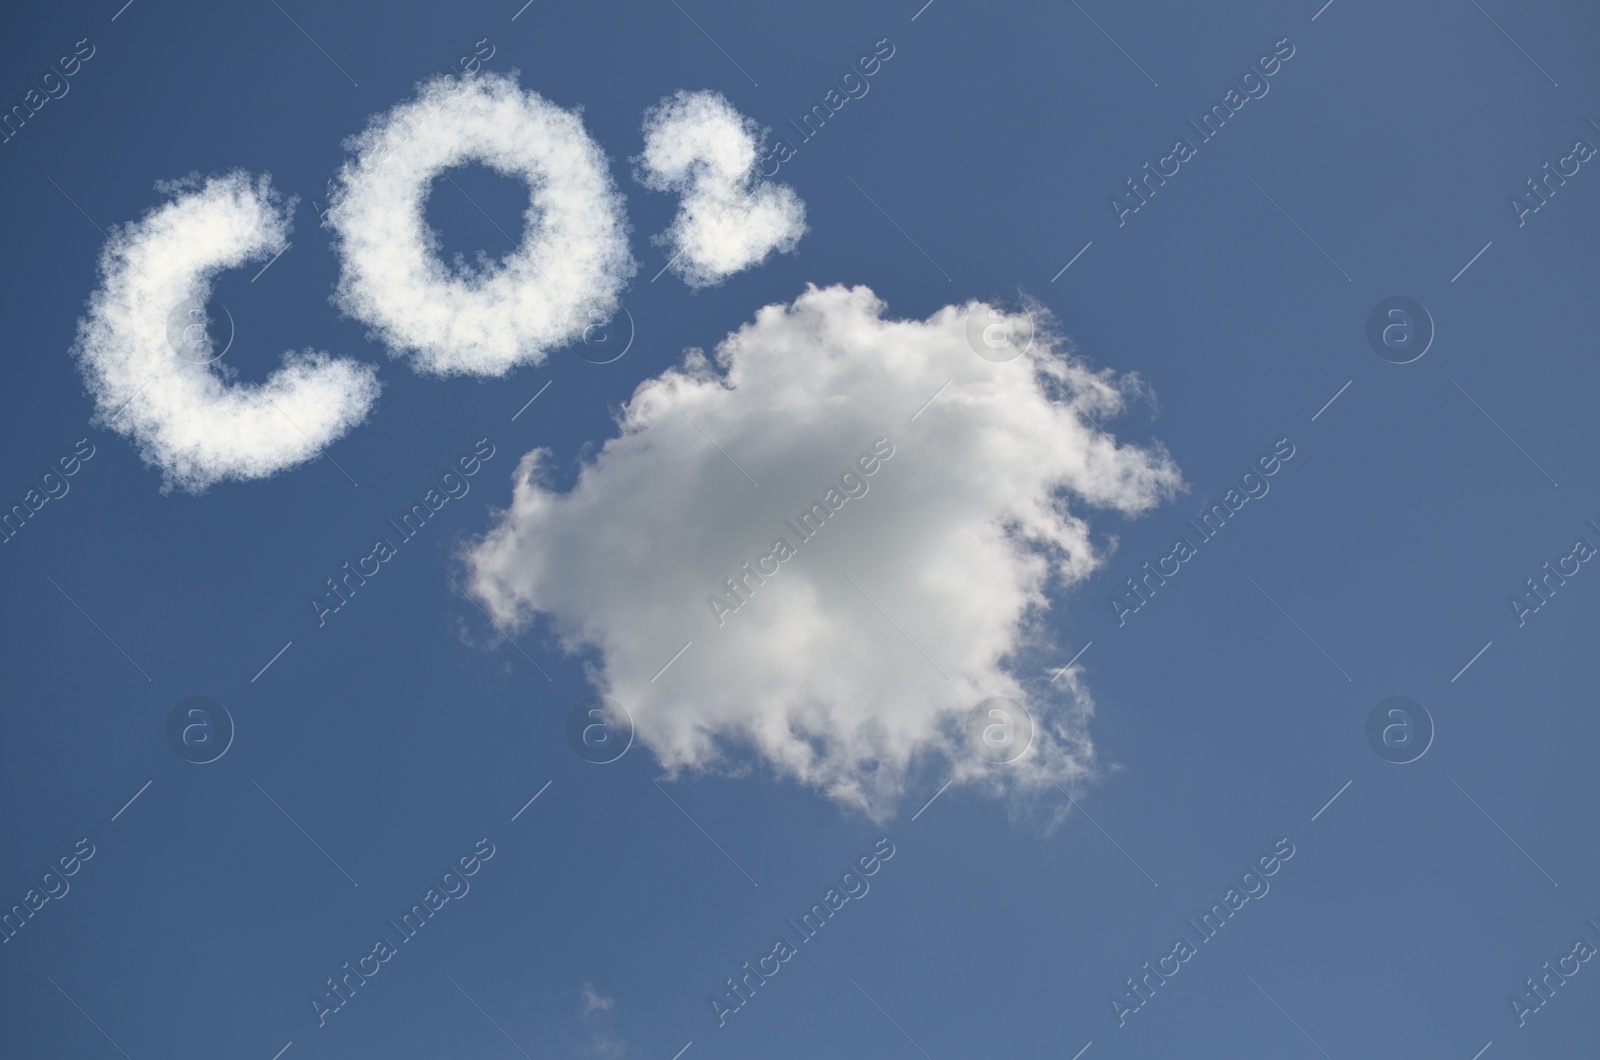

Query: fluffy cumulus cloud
left=464, top=285, right=1181, bottom=818
left=72, top=171, right=380, bottom=494
left=634, top=90, right=806, bottom=288
left=326, top=71, right=636, bottom=376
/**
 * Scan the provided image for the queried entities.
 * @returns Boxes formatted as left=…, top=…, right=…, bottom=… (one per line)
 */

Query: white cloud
left=579, top=983, right=615, bottom=1017
left=72, top=171, right=380, bottom=494
left=463, top=285, right=1181, bottom=819
left=576, top=983, right=625, bottom=1059
left=326, top=71, right=636, bottom=376
left=634, top=90, right=805, bottom=288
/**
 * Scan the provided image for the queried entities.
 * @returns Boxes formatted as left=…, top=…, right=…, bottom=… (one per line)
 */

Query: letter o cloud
left=326, top=72, right=636, bottom=376
left=72, top=171, right=380, bottom=494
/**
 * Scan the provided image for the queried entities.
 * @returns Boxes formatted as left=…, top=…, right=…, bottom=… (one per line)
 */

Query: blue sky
left=3, top=0, right=1600, bottom=1058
